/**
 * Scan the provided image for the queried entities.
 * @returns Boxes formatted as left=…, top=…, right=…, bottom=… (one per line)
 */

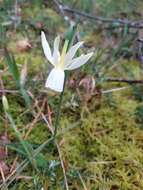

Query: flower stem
left=53, top=24, right=78, bottom=140
left=53, top=73, right=67, bottom=139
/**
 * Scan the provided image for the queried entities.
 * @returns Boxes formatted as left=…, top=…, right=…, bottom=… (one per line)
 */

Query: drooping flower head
left=41, top=31, right=93, bottom=92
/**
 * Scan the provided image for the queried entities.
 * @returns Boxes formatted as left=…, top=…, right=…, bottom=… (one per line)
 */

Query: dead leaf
left=16, top=39, right=32, bottom=52
left=79, top=75, right=96, bottom=94
left=0, top=161, right=9, bottom=176
left=0, top=133, right=9, bottom=160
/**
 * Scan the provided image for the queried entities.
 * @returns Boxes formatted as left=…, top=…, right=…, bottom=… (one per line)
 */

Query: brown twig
left=23, top=98, right=46, bottom=139
left=0, top=90, right=18, bottom=94
left=0, top=165, right=5, bottom=183
left=106, top=78, right=143, bottom=84
left=52, top=0, right=73, bottom=24
left=102, top=87, right=129, bottom=94
left=77, top=172, right=88, bottom=190
left=62, top=6, right=143, bottom=29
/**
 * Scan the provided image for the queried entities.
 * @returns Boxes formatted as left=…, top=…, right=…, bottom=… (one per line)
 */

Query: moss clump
left=61, top=93, right=143, bottom=189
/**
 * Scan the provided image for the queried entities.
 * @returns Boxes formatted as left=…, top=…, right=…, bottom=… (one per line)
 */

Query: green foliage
left=4, top=49, right=30, bottom=107
left=4, top=49, right=20, bottom=86
left=1, top=0, right=143, bottom=189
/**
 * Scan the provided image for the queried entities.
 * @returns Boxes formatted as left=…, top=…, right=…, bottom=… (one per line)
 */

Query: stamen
left=59, top=40, right=69, bottom=69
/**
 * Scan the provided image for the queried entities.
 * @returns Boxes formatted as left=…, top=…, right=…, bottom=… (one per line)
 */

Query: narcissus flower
left=41, top=31, right=93, bottom=92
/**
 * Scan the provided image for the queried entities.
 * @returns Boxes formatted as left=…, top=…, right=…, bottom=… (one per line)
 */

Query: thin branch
left=0, top=89, right=18, bottom=94
left=62, top=6, right=143, bottom=29
left=102, top=87, right=129, bottom=94
left=52, top=0, right=66, bottom=18
left=106, top=78, right=143, bottom=84
left=77, top=171, right=88, bottom=190
left=52, top=0, right=73, bottom=24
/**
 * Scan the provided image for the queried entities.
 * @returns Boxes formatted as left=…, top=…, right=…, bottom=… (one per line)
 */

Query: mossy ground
left=1, top=0, right=143, bottom=189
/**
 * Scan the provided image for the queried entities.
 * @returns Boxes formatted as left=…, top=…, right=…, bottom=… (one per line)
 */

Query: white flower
left=41, top=31, right=93, bottom=92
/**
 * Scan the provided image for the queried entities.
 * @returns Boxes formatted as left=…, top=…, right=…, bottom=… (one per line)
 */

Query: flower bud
left=2, top=95, right=9, bottom=111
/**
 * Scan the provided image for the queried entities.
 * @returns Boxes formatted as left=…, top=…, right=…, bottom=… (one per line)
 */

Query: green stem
left=53, top=73, right=67, bottom=139
left=53, top=24, right=78, bottom=140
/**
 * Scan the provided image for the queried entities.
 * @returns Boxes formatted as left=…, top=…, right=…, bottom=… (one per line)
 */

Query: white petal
left=65, top=52, right=93, bottom=70
left=53, top=36, right=60, bottom=65
left=64, top=41, right=84, bottom=66
left=45, top=68, right=65, bottom=92
left=41, top=31, right=53, bottom=64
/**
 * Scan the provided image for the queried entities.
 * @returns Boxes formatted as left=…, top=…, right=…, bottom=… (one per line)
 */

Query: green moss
left=1, top=0, right=143, bottom=189
left=60, top=93, right=143, bottom=189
